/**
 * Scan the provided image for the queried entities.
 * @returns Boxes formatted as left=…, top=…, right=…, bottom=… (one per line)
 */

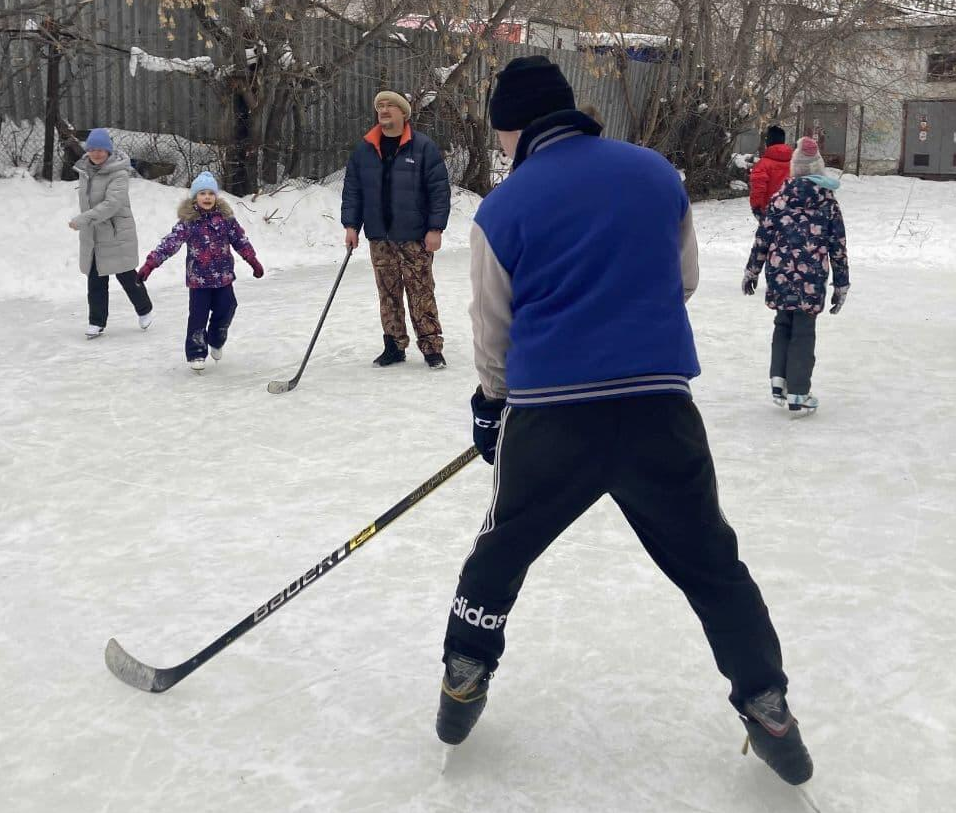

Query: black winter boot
left=373, top=335, right=406, bottom=367
left=740, top=688, right=813, bottom=785
left=436, top=652, right=491, bottom=745
left=424, top=352, right=447, bottom=370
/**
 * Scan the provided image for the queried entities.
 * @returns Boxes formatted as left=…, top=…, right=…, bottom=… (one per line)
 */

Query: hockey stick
left=105, top=445, right=480, bottom=693
left=267, top=246, right=353, bottom=394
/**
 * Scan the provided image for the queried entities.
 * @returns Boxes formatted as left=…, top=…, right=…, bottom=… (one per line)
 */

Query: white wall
left=832, top=25, right=956, bottom=174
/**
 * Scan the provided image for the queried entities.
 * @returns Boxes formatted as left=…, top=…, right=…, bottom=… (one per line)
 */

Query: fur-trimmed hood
left=177, top=197, right=234, bottom=222
left=147, top=194, right=256, bottom=289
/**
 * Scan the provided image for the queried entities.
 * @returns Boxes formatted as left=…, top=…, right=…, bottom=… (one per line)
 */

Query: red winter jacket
left=749, top=144, right=793, bottom=211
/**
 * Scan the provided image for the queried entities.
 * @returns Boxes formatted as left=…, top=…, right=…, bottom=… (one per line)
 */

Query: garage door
left=803, top=103, right=848, bottom=168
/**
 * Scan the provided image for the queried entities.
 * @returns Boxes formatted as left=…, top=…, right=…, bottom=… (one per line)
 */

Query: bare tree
left=599, top=1, right=911, bottom=194
left=1, top=0, right=96, bottom=180
left=148, top=1, right=421, bottom=194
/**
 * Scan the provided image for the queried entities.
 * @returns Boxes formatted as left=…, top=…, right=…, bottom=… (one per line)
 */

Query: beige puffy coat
left=72, top=151, right=139, bottom=276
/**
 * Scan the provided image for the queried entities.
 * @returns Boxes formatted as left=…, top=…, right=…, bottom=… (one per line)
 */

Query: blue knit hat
left=190, top=171, right=219, bottom=197
left=85, top=128, right=114, bottom=153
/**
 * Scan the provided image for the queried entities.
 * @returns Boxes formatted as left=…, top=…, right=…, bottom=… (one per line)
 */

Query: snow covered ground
left=0, top=171, right=953, bottom=813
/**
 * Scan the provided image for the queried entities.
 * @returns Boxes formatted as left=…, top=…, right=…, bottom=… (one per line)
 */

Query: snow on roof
left=578, top=31, right=675, bottom=48
left=393, top=14, right=527, bottom=34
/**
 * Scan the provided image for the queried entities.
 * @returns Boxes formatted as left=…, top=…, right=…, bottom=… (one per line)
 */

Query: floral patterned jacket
left=146, top=198, right=257, bottom=289
left=745, top=176, right=849, bottom=313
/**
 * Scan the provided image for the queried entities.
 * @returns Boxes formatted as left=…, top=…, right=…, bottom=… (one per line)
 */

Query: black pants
left=87, top=260, right=152, bottom=327
left=186, top=286, right=237, bottom=360
left=444, top=395, right=787, bottom=710
left=770, top=309, right=816, bottom=395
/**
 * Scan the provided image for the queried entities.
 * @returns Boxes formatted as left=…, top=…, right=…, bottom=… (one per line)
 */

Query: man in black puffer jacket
left=342, top=91, right=451, bottom=369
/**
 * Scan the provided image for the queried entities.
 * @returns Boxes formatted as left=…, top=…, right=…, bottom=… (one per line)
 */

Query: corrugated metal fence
left=0, top=1, right=658, bottom=184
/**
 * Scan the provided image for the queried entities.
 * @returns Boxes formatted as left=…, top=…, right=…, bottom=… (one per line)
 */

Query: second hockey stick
left=267, top=246, right=352, bottom=394
left=105, top=445, right=480, bottom=693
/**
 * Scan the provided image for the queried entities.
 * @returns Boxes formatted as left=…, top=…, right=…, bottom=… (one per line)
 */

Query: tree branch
left=440, top=0, right=520, bottom=93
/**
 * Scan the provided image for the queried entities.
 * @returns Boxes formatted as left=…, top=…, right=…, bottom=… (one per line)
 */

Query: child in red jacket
left=749, top=126, right=793, bottom=218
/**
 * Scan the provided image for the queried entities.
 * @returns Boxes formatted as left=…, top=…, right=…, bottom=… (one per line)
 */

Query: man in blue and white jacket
left=436, top=56, right=812, bottom=789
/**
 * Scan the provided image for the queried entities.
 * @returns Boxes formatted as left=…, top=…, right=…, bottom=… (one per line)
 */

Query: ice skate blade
left=797, top=781, right=823, bottom=812
left=440, top=744, right=455, bottom=775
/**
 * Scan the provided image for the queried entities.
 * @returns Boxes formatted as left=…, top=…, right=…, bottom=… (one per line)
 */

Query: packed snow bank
left=1, top=166, right=950, bottom=306
left=0, top=171, right=480, bottom=303
left=691, top=171, right=956, bottom=272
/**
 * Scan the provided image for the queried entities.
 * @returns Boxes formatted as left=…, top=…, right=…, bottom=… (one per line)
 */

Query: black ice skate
left=436, top=652, right=490, bottom=745
left=740, top=687, right=813, bottom=785
left=373, top=335, right=406, bottom=367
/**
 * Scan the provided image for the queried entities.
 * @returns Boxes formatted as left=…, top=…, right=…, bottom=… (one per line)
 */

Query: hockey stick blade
left=105, top=445, right=479, bottom=692
left=105, top=638, right=183, bottom=693
left=266, top=378, right=296, bottom=394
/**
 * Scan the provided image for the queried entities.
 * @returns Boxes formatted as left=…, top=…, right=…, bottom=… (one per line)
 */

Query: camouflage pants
left=369, top=240, right=443, bottom=355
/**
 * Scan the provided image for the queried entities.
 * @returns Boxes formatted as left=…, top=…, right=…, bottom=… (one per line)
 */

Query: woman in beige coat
left=69, top=128, right=153, bottom=339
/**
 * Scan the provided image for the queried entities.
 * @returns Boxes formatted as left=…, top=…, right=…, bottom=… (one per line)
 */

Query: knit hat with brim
left=791, top=136, right=825, bottom=176
left=489, top=55, right=576, bottom=131
left=374, top=91, right=411, bottom=119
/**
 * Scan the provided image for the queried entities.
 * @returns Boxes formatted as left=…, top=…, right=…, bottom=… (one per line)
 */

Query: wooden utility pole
left=855, top=105, right=865, bottom=175
left=41, top=14, right=62, bottom=182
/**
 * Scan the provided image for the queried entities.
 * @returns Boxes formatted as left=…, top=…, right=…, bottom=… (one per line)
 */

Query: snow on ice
left=0, top=167, right=953, bottom=813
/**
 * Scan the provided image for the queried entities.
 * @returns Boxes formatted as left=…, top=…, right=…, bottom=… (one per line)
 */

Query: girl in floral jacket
left=138, top=172, right=264, bottom=371
left=742, top=137, right=850, bottom=415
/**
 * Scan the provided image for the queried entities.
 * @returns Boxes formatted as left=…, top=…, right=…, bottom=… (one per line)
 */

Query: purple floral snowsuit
left=146, top=198, right=260, bottom=360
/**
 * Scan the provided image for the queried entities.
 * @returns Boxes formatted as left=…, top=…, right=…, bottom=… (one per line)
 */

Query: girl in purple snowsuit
left=742, top=137, right=850, bottom=416
left=138, top=172, right=264, bottom=372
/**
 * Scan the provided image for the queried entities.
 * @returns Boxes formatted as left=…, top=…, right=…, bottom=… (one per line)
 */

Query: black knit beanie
left=489, top=56, right=576, bottom=131
left=766, top=125, right=786, bottom=147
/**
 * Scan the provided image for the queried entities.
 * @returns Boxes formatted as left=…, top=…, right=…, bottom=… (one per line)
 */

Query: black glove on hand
left=471, top=385, right=505, bottom=465
left=742, top=272, right=759, bottom=296
left=830, top=285, right=849, bottom=315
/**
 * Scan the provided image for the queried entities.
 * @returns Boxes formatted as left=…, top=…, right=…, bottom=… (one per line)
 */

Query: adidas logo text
left=451, top=595, right=507, bottom=629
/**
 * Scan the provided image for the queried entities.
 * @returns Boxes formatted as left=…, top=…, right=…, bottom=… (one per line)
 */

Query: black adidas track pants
left=443, top=394, right=788, bottom=710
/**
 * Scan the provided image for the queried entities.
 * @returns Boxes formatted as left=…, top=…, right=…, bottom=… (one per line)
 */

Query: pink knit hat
left=791, top=136, right=825, bottom=176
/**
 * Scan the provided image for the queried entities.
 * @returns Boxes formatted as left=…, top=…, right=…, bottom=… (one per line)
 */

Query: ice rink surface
left=1, top=174, right=953, bottom=812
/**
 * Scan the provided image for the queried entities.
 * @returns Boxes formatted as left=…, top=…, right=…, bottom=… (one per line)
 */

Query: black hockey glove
left=471, top=385, right=505, bottom=465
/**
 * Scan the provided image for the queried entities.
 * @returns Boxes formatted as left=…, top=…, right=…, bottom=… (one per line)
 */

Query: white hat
left=791, top=137, right=825, bottom=176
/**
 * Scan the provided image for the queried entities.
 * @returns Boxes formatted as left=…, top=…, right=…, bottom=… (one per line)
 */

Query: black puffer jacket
left=341, top=124, right=450, bottom=242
